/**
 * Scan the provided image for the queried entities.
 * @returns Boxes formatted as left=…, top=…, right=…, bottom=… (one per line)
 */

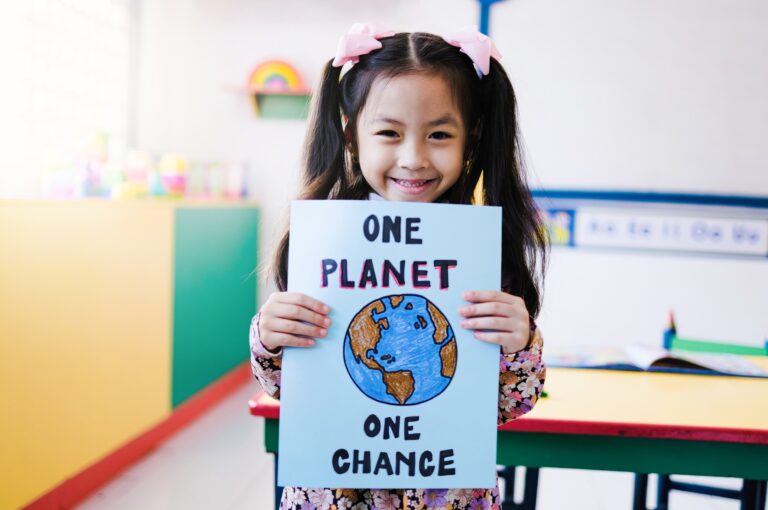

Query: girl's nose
left=397, top=140, right=428, bottom=171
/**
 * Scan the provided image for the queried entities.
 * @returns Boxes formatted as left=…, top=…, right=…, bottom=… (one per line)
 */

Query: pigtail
left=271, top=60, right=350, bottom=291
left=302, top=61, right=347, bottom=194
left=477, top=58, right=547, bottom=318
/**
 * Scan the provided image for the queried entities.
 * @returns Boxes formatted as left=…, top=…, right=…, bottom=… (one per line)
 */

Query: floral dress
left=250, top=312, right=546, bottom=510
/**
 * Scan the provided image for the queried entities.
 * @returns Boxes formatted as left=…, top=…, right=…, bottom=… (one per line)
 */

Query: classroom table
left=249, top=366, right=768, bottom=510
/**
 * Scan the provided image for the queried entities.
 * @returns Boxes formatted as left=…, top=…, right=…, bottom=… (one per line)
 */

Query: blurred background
left=1, top=0, right=766, bottom=509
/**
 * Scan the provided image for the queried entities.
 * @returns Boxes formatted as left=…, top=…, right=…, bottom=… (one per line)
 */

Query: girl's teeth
left=397, top=180, right=427, bottom=187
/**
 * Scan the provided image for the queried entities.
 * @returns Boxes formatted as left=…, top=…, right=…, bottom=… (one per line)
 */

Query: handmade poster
left=279, top=200, right=501, bottom=489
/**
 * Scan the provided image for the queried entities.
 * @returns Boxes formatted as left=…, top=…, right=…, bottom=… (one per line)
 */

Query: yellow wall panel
left=0, top=201, right=174, bottom=509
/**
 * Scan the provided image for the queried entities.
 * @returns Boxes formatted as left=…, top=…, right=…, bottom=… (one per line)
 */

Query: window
left=0, top=0, right=134, bottom=197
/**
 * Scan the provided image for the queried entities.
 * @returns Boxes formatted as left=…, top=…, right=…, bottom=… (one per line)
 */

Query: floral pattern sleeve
left=249, top=312, right=283, bottom=399
left=498, top=325, right=545, bottom=425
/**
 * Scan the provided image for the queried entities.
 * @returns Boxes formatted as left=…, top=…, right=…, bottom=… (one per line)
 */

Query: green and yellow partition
left=0, top=200, right=258, bottom=509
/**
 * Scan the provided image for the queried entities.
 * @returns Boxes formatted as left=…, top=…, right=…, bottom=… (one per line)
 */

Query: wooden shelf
left=250, top=88, right=311, bottom=120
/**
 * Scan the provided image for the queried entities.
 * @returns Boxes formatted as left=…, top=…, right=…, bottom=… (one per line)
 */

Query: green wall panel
left=172, top=207, right=258, bottom=407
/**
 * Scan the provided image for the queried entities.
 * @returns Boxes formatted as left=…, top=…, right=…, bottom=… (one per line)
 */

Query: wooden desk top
left=250, top=365, right=768, bottom=445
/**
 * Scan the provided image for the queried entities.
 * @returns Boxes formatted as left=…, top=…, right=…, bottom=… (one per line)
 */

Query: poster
left=279, top=200, right=501, bottom=488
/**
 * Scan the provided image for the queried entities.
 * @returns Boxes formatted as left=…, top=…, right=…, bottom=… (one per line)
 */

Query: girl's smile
left=388, top=177, right=437, bottom=195
left=356, top=73, right=466, bottom=202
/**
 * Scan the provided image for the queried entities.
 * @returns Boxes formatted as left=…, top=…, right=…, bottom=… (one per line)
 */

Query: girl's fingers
left=460, top=316, right=519, bottom=332
left=459, top=301, right=515, bottom=319
left=258, top=292, right=331, bottom=350
left=473, top=331, right=507, bottom=344
left=273, top=303, right=331, bottom=328
left=264, top=317, right=327, bottom=339
left=276, top=292, right=330, bottom=315
left=462, top=290, right=519, bottom=305
left=263, top=332, right=316, bottom=348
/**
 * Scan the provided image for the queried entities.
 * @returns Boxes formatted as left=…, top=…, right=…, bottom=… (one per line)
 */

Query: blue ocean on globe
left=343, top=294, right=457, bottom=406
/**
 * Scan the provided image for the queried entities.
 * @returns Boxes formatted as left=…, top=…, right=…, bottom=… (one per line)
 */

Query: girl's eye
left=376, top=130, right=399, bottom=138
left=430, top=131, right=452, bottom=140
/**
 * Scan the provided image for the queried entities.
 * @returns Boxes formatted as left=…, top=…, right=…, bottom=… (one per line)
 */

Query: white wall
left=136, top=0, right=768, bottom=349
left=495, top=0, right=768, bottom=196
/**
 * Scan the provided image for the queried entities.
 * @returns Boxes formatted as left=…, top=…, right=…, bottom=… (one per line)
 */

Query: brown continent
left=440, top=338, right=457, bottom=378
left=428, top=302, right=450, bottom=344
left=381, top=370, right=415, bottom=404
left=349, top=296, right=450, bottom=405
left=348, top=300, right=387, bottom=370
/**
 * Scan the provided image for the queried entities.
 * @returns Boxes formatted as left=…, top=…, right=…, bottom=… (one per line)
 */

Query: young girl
left=250, top=24, right=547, bottom=510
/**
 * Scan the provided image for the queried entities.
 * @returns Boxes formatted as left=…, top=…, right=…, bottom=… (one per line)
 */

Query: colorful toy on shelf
left=40, top=135, right=250, bottom=200
left=111, top=150, right=153, bottom=199
left=247, top=60, right=310, bottom=119
left=73, top=131, right=110, bottom=198
left=157, top=153, right=188, bottom=198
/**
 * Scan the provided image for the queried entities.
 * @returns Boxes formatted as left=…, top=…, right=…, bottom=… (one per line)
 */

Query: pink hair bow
left=332, top=22, right=396, bottom=68
left=442, top=26, right=502, bottom=76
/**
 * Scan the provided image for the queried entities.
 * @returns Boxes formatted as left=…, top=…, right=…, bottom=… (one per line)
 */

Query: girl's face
left=355, top=73, right=467, bottom=203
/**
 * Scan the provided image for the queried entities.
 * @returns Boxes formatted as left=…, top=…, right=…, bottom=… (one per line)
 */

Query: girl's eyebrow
left=427, top=115, right=459, bottom=127
left=372, top=116, right=403, bottom=125
left=371, top=115, right=459, bottom=127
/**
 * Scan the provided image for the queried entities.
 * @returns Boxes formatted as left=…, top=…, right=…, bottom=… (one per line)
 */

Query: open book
left=545, top=344, right=768, bottom=378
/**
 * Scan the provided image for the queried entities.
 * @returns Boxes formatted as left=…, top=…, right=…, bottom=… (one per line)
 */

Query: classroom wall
left=494, top=0, right=768, bottom=196
left=135, top=0, right=768, bottom=349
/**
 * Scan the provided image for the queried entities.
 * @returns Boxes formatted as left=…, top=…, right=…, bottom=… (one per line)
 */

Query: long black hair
left=272, top=32, right=547, bottom=318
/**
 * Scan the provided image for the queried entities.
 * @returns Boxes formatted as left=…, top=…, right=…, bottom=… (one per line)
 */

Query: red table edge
left=247, top=391, right=768, bottom=445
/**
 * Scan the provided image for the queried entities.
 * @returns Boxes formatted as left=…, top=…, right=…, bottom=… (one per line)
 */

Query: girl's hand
left=459, top=290, right=530, bottom=354
left=258, top=292, right=331, bottom=352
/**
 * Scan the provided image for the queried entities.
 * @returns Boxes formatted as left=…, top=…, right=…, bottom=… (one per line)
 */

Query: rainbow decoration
left=247, top=60, right=311, bottom=119
left=248, top=60, right=306, bottom=94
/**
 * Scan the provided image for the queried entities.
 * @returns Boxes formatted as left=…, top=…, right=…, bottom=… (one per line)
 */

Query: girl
left=250, top=24, right=547, bottom=510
